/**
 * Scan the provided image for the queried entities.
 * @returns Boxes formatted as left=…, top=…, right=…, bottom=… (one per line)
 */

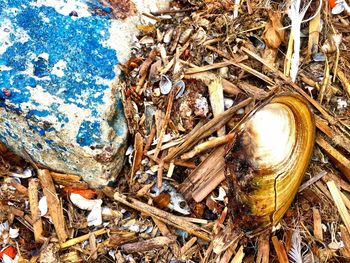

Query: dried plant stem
left=205, top=45, right=274, bottom=85
left=315, top=116, right=350, bottom=154
left=231, top=245, right=245, bottom=263
left=153, top=89, right=175, bottom=160
left=340, top=225, right=350, bottom=259
left=10, top=178, right=28, bottom=196
left=144, top=126, right=156, bottom=154
left=181, top=133, right=235, bottom=160
left=256, top=233, right=270, bottom=263
left=241, top=46, right=345, bottom=128
left=337, top=69, right=350, bottom=98
left=318, top=58, right=330, bottom=103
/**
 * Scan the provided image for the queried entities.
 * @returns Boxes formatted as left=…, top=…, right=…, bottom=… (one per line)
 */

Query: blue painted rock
left=0, top=0, right=169, bottom=187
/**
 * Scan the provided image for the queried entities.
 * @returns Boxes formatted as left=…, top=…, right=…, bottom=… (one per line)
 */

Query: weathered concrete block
left=0, top=0, right=168, bottom=187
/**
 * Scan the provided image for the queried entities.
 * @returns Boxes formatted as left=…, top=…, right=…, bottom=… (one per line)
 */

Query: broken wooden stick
left=327, top=180, right=350, bottom=235
left=313, top=207, right=323, bottom=241
left=38, top=169, right=67, bottom=242
left=60, top=228, right=107, bottom=249
left=28, top=178, right=43, bottom=242
left=121, top=236, right=175, bottom=253
left=130, top=132, right=143, bottom=184
left=180, top=146, right=226, bottom=203
left=316, top=136, right=350, bottom=181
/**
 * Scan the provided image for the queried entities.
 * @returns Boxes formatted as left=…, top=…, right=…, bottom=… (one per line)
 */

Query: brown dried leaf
left=262, top=10, right=285, bottom=49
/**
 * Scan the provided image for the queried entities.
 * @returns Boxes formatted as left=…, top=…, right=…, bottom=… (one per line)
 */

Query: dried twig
left=121, top=236, right=175, bottom=253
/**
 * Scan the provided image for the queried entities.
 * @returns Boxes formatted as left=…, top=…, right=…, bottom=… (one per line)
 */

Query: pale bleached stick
left=327, top=180, right=350, bottom=235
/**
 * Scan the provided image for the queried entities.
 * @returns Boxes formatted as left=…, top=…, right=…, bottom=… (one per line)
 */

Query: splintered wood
left=38, top=169, right=67, bottom=242
left=121, top=236, right=175, bottom=253
left=327, top=180, right=350, bottom=235
left=28, top=178, right=43, bottom=242
left=180, top=146, right=226, bottom=203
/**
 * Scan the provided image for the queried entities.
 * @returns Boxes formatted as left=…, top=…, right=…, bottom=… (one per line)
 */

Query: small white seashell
left=139, top=36, right=155, bottom=45
left=332, top=3, right=345, bottom=14
left=70, top=193, right=102, bottom=211
left=224, top=98, right=234, bottom=109
left=39, top=196, right=48, bottom=217
left=160, top=75, right=172, bottom=94
left=163, top=28, right=174, bottom=44
left=9, top=228, right=19, bottom=239
left=9, top=167, right=33, bottom=179
left=87, top=205, right=102, bottom=226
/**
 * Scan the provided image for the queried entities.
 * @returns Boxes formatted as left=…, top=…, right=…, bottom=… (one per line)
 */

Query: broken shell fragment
left=174, top=80, right=186, bottom=99
left=225, top=94, right=315, bottom=235
left=163, top=28, right=174, bottom=44
left=160, top=75, right=172, bottom=94
left=179, top=27, right=193, bottom=44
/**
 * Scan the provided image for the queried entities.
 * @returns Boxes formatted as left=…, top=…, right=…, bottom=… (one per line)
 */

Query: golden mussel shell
left=225, top=94, right=315, bottom=235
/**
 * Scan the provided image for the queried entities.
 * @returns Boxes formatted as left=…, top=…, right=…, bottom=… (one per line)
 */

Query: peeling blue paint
left=0, top=0, right=129, bottom=186
left=0, top=0, right=119, bottom=145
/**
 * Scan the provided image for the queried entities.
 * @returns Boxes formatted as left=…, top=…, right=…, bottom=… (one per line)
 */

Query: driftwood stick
left=313, top=207, right=323, bottom=241
left=103, top=188, right=211, bottom=241
left=316, top=136, right=350, bottom=181
left=60, top=228, right=107, bottom=249
left=121, top=236, right=175, bottom=253
left=327, top=180, right=350, bottom=235
left=38, top=169, right=67, bottom=242
left=50, top=171, right=88, bottom=189
left=28, top=178, right=43, bottom=242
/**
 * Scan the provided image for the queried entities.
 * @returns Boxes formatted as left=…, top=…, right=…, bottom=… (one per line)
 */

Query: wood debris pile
left=1, top=0, right=350, bottom=262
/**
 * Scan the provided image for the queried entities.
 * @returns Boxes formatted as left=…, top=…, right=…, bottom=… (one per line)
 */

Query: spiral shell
left=225, top=94, right=315, bottom=235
